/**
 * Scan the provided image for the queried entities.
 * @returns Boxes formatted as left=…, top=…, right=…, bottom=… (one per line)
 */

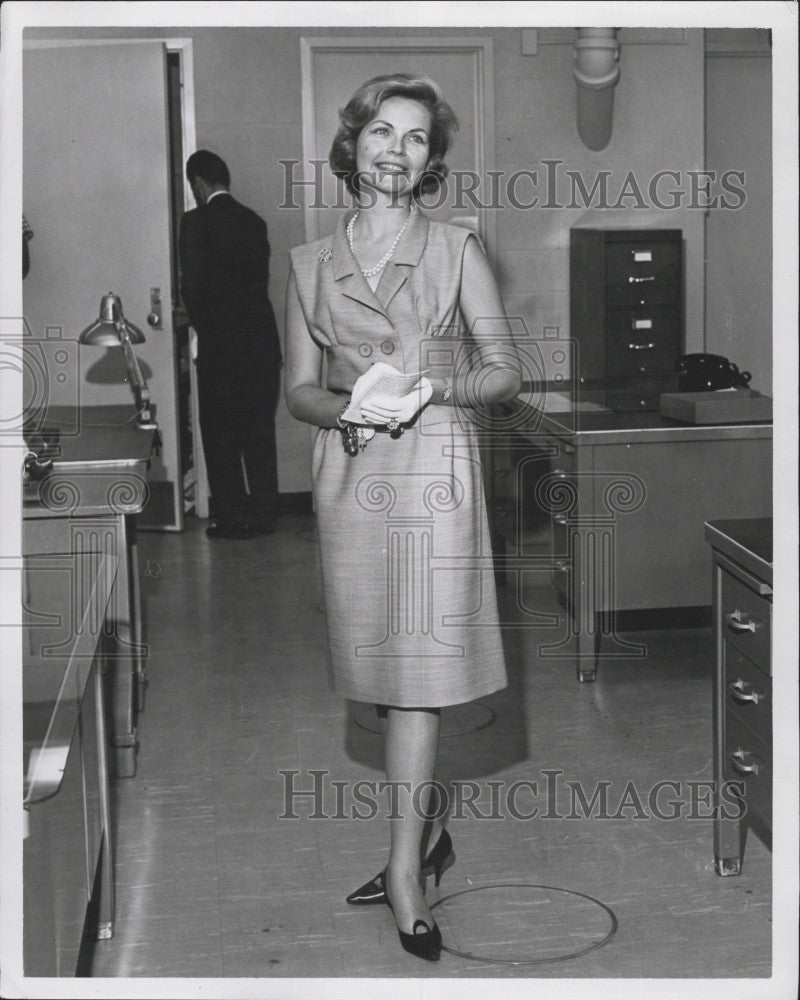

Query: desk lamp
left=79, top=293, right=157, bottom=429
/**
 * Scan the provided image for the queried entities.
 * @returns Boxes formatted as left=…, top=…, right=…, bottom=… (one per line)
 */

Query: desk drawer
left=724, top=644, right=771, bottom=746
left=724, top=710, right=771, bottom=827
left=720, top=568, right=771, bottom=671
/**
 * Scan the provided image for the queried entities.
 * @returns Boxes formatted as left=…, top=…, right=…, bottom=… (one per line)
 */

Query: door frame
left=299, top=36, right=496, bottom=260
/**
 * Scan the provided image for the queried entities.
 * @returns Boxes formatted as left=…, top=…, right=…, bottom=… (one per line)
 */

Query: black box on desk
left=660, top=389, right=772, bottom=424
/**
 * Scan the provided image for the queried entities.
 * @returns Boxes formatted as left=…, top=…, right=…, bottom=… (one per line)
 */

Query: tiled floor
left=89, top=512, right=772, bottom=984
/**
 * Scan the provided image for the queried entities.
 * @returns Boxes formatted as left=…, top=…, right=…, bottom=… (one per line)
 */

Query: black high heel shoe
left=384, top=886, right=442, bottom=962
left=345, top=828, right=455, bottom=905
left=423, top=827, right=455, bottom=888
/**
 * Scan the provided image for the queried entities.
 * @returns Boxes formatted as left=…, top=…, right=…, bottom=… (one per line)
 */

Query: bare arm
left=284, top=268, right=346, bottom=429
left=429, top=235, right=522, bottom=407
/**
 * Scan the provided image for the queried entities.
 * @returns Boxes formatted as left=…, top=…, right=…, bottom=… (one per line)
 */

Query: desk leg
left=94, top=658, right=115, bottom=936
left=577, top=629, right=601, bottom=683
left=126, top=516, right=147, bottom=713
left=542, top=524, right=645, bottom=681
left=711, top=562, right=742, bottom=875
left=107, top=516, right=138, bottom=778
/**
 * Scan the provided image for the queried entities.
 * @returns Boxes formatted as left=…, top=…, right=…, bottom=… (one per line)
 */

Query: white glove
left=359, top=377, right=433, bottom=426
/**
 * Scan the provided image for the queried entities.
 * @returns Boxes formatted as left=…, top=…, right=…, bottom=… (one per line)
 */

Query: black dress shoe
left=384, top=887, right=442, bottom=962
left=205, top=521, right=256, bottom=539
left=346, top=829, right=455, bottom=905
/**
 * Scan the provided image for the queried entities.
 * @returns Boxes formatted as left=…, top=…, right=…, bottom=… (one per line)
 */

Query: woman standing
left=285, top=73, right=521, bottom=962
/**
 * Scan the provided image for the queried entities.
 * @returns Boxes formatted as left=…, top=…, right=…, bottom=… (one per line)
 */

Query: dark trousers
left=197, top=362, right=280, bottom=528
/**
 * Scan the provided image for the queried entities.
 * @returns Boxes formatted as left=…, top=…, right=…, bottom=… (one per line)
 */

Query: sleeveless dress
left=289, top=211, right=507, bottom=707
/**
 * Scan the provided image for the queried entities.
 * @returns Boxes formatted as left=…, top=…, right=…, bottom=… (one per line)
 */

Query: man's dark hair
left=186, top=150, right=230, bottom=188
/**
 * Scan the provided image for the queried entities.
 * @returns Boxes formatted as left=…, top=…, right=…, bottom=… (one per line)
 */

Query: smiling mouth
left=375, top=163, right=407, bottom=174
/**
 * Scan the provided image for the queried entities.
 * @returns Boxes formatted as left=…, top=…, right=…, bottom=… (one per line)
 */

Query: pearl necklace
left=346, top=206, right=415, bottom=277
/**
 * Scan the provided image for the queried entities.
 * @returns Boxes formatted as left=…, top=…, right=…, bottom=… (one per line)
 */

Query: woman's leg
left=377, top=703, right=446, bottom=861
left=383, top=705, right=441, bottom=932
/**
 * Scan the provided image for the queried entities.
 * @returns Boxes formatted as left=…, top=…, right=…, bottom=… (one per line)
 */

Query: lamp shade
left=79, top=293, right=145, bottom=345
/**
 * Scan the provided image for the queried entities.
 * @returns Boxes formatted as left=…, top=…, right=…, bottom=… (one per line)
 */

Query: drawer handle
left=553, top=560, right=568, bottom=572
left=729, top=679, right=764, bottom=705
left=553, top=513, right=568, bottom=526
left=628, top=343, right=655, bottom=350
left=726, top=609, right=761, bottom=633
left=728, top=750, right=763, bottom=776
left=628, top=275, right=655, bottom=283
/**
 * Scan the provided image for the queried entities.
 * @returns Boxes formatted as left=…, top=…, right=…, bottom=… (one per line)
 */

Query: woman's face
left=355, top=96, right=432, bottom=197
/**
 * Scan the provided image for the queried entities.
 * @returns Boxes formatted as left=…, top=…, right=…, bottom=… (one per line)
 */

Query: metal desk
left=23, top=405, right=155, bottom=776
left=491, top=385, right=772, bottom=681
left=23, top=551, right=117, bottom=973
left=706, top=518, right=772, bottom=874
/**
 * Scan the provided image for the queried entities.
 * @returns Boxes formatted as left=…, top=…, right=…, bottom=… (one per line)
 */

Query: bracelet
left=336, top=399, right=362, bottom=456
left=440, top=378, right=452, bottom=404
left=336, top=399, right=351, bottom=429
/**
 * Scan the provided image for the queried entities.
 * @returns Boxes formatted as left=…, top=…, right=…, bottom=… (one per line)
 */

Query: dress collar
left=331, top=207, right=429, bottom=281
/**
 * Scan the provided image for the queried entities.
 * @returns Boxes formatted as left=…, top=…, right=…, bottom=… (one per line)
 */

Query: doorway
left=165, top=46, right=209, bottom=520
left=22, top=35, right=199, bottom=530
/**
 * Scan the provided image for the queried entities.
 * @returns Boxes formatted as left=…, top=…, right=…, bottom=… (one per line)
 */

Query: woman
left=285, top=73, right=521, bottom=962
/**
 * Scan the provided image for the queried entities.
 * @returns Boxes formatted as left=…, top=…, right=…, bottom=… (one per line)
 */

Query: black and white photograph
left=0, top=2, right=797, bottom=998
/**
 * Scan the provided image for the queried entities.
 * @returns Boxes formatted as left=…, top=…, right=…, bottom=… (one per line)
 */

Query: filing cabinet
left=570, top=228, right=683, bottom=409
left=705, top=518, right=772, bottom=875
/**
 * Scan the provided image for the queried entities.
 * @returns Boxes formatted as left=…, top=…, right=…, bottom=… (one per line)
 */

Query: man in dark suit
left=179, top=150, right=282, bottom=539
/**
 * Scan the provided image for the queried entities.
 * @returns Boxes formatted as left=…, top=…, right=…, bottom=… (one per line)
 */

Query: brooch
left=318, top=247, right=333, bottom=263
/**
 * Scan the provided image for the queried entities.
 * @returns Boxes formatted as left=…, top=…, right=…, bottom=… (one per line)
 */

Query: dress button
left=359, top=343, right=373, bottom=357
left=381, top=339, right=395, bottom=355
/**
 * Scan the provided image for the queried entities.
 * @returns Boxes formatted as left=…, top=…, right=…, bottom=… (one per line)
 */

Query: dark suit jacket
left=179, top=193, right=281, bottom=395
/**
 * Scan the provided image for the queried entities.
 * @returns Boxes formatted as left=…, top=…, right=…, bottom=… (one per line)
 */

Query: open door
left=23, top=40, right=183, bottom=529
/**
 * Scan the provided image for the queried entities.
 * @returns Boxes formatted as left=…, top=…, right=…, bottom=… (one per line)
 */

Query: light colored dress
left=289, top=210, right=507, bottom=707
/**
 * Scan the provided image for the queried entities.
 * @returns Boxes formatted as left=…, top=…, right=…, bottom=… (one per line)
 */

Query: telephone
left=675, top=354, right=752, bottom=392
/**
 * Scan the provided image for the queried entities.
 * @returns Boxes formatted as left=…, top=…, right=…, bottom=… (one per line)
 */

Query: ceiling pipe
left=573, top=28, right=620, bottom=151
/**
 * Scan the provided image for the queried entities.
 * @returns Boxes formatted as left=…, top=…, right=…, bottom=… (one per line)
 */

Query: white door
left=23, top=40, right=182, bottom=529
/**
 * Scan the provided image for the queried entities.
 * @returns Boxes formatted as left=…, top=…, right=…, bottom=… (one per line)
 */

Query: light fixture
left=79, top=293, right=156, bottom=428
left=573, top=28, right=621, bottom=151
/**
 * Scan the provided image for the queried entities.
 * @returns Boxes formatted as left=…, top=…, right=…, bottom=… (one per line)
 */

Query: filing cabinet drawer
left=606, top=344, right=677, bottom=377
left=721, top=568, right=771, bottom=671
left=724, top=644, right=771, bottom=746
left=606, top=281, right=680, bottom=309
left=605, top=307, right=680, bottom=349
left=605, top=375, right=667, bottom=412
left=605, top=240, right=681, bottom=288
left=724, top=709, right=771, bottom=826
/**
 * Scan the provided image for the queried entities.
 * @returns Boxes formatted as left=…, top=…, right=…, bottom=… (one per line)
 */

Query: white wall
left=704, top=30, right=772, bottom=393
